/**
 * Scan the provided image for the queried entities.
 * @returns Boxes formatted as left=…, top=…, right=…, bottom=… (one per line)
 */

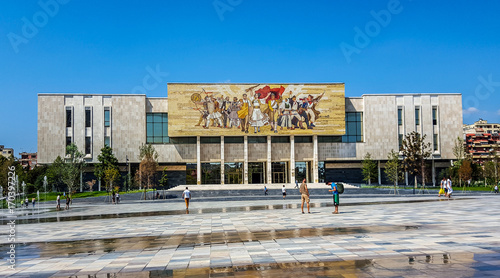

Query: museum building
left=38, top=83, right=463, bottom=188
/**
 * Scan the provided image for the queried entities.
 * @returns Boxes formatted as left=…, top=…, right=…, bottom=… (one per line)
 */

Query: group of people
left=438, top=177, right=454, bottom=198
left=194, top=90, right=322, bottom=134
left=20, top=197, right=36, bottom=208
left=56, top=193, right=71, bottom=210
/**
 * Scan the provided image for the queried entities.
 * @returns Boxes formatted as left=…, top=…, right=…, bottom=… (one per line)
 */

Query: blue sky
left=1, top=0, right=500, bottom=156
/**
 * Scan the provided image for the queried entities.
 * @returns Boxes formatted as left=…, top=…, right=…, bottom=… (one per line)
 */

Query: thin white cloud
left=497, top=109, right=500, bottom=115
left=463, top=107, right=479, bottom=115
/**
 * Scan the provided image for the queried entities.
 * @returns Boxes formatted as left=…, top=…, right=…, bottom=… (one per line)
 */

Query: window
left=295, top=136, right=313, bottom=143
left=415, top=107, right=420, bottom=126
left=200, top=137, right=221, bottom=144
left=433, top=134, right=438, bottom=151
left=146, top=113, right=169, bottom=144
left=432, top=107, right=437, bottom=125
left=342, top=112, right=363, bottom=143
left=271, top=136, right=290, bottom=143
left=399, top=134, right=403, bottom=150
left=318, top=136, right=342, bottom=143
left=66, top=136, right=72, bottom=147
left=85, top=108, right=91, bottom=128
left=65, top=107, right=72, bottom=127
left=170, top=137, right=196, bottom=144
left=104, top=108, right=111, bottom=127
left=104, top=136, right=111, bottom=147
left=398, top=108, right=403, bottom=126
left=85, top=136, right=91, bottom=155
left=224, top=137, right=244, bottom=144
left=248, top=136, right=267, bottom=144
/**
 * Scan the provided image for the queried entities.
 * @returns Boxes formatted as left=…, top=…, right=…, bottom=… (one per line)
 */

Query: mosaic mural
left=168, top=83, right=345, bottom=136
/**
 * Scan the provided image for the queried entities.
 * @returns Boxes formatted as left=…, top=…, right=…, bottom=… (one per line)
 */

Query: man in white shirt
left=182, top=187, right=191, bottom=210
left=446, top=177, right=453, bottom=198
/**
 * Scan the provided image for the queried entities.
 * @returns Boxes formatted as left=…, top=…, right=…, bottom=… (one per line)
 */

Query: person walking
left=446, top=176, right=453, bottom=198
left=295, top=180, right=299, bottom=189
left=65, top=195, right=71, bottom=210
left=182, top=187, right=191, bottom=210
left=32, top=197, right=36, bottom=208
left=494, top=184, right=499, bottom=194
left=438, top=177, right=446, bottom=197
left=299, top=178, right=310, bottom=214
left=56, top=194, right=61, bottom=210
left=116, top=192, right=120, bottom=203
left=282, top=185, right=287, bottom=199
left=264, top=186, right=268, bottom=195
left=328, top=182, right=339, bottom=214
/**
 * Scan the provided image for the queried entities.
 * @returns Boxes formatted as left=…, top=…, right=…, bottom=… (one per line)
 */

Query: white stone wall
left=38, top=95, right=65, bottom=164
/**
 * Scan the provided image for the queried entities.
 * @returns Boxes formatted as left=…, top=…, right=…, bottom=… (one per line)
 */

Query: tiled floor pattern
left=0, top=195, right=499, bottom=277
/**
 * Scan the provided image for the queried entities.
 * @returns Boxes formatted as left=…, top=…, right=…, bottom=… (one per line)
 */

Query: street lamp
left=126, top=155, right=130, bottom=192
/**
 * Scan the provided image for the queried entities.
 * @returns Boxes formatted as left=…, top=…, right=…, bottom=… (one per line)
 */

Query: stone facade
left=38, top=89, right=462, bottom=187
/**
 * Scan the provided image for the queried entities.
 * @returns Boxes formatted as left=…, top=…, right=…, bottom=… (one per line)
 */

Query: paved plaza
left=1, top=189, right=500, bottom=277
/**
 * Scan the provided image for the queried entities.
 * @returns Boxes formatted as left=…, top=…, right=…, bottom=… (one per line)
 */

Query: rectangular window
left=85, top=136, right=91, bottom=155
left=415, top=107, right=420, bottom=126
left=295, top=136, right=313, bottom=143
left=398, top=108, right=403, bottom=126
left=200, top=137, right=221, bottom=144
left=224, top=136, right=244, bottom=144
left=399, top=134, right=403, bottom=150
left=432, top=107, right=437, bottom=125
left=66, top=136, right=72, bottom=147
left=66, top=107, right=72, bottom=127
left=248, top=136, right=267, bottom=144
left=85, top=108, right=91, bottom=128
left=433, top=134, right=438, bottom=151
left=146, top=113, right=169, bottom=144
left=104, top=108, right=111, bottom=127
left=271, top=136, right=290, bottom=143
left=170, top=137, right=196, bottom=144
left=104, top=136, right=110, bottom=147
left=318, top=136, right=342, bottom=143
left=342, top=112, right=363, bottom=143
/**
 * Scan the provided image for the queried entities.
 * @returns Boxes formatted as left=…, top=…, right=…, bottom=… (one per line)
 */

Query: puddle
left=49, top=253, right=494, bottom=277
left=0, top=225, right=420, bottom=259
left=1, top=198, right=464, bottom=225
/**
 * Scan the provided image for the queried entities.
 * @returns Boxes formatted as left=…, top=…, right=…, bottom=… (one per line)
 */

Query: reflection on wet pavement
left=4, top=198, right=454, bottom=225
left=1, top=225, right=420, bottom=259
left=55, top=253, right=500, bottom=278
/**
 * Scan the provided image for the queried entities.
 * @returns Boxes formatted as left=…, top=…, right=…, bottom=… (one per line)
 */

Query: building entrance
left=272, top=162, right=288, bottom=183
left=295, top=161, right=311, bottom=183
left=248, top=162, right=265, bottom=184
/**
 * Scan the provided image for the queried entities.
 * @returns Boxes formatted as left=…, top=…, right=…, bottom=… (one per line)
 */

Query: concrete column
left=80, top=171, right=83, bottom=192
left=405, top=171, right=408, bottom=186
left=313, top=135, right=318, bottom=183
left=197, top=136, right=201, bottom=185
left=432, top=157, right=435, bottom=186
left=290, top=135, right=295, bottom=185
left=221, top=136, right=225, bottom=185
left=267, top=135, right=272, bottom=184
left=378, top=160, right=382, bottom=185
left=244, top=136, right=248, bottom=184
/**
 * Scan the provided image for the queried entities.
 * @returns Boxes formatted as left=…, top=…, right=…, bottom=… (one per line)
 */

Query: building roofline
left=361, top=93, right=461, bottom=96
left=166, top=82, right=345, bottom=85
left=38, top=93, right=147, bottom=97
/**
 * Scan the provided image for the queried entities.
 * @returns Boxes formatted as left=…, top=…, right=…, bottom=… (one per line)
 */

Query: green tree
left=94, top=146, right=119, bottom=191
left=61, top=143, right=86, bottom=198
left=458, top=159, right=472, bottom=188
left=362, top=152, right=378, bottom=185
left=385, top=150, right=404, bottom=194
left=137, top=144, right=158, bottom=199
left=452, top=136, right=466, bottom=162
left=159, top=167, right=169, bottom=189
left=104, top=167, right=120, bottom=202
left=45, top=156, right=66, bottom=191
left=402, top=132, right=432, bottom=190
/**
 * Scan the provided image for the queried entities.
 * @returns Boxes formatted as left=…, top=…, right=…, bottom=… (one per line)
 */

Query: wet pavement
left=0, top=194, right=499, bottom=277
